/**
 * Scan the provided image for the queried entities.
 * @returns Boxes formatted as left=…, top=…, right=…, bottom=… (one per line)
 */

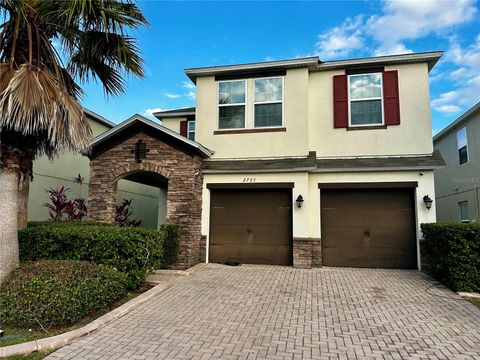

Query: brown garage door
left=321, top=188, right=416, bottom=269
left=209, top=189, right=292, bottom=265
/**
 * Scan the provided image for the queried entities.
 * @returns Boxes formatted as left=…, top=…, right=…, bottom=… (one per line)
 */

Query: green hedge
left=421, top=223, right=480, bottom=292
left=19, top=222, right=180, bottom=288
left=0, top=260, right=128, bottom=328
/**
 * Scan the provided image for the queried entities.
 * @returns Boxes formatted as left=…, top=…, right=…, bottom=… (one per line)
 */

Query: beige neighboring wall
left=309, top=63, right=433, bottom=157
left=160, top=116, right=185, bottom=133
left=196, top=68, right=309, bottom=159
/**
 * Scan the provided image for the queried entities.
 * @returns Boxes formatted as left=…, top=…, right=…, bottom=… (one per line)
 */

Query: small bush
left=19, top=222, right=180, bottom=288
left=421, top=223, right=480, bottom=292
left=0, top=260, right=128, bottom=328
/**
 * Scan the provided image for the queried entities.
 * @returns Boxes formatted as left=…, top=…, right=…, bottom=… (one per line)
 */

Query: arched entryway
left=86, top=115, right=211, bottom=268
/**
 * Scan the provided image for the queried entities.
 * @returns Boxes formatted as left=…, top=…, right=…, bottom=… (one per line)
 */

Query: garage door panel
left=321, top=188, right=416, bottom=269
left=210, top=189, right=292, bottom=265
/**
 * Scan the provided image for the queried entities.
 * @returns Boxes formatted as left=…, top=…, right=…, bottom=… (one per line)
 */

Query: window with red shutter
left=333, top=75, right=348, bottom=128
left=180, top=120, right=187, bottom=137
left=383, top=70, right=401, bottom=126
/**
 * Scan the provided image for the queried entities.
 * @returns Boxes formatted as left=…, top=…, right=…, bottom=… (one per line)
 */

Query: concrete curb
left=0, top=263, right=208, bottom=358
left=458, top=291, right=480, bottom=299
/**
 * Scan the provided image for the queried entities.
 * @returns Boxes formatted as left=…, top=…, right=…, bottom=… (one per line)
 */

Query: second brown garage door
left=321, top=188, right=417, bottom=269
left=209, top=189, right=292, bottom=265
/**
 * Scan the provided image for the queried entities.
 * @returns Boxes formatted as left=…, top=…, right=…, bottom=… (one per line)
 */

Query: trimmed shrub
left=0, top=260, right=128, bottom=328
left=421, top=223, right=480, bottom=292
left=19, top=222, right=180, bottom=288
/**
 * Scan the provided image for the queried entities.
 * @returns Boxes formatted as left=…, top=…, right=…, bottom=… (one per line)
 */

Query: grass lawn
left=3, top=351, right=53, bottom=360
left=0, top=285, right=151, bottom=349
left=465, top=296, right=480, bottom=310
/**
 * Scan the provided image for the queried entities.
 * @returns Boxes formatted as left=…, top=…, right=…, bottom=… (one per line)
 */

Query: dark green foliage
left=421, top=223, right=480, bottom=292
left=19, top=223, right=180, bottom=288
left=0, top=260, right=127, bottom=328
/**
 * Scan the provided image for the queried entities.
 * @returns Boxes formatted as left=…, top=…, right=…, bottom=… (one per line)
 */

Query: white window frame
left=459, top=201, right=469, bottom=223
left=187, top=120, right=195, bottom=141
left=253, top=76, right=284, bottom=129
left=457, top=127, right=469, bottom=166
left=347, top=73, right=384, bottom=127
left=217, top=79, right=247, bottom=130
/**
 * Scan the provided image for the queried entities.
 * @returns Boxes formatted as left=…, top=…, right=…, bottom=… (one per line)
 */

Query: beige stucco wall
left=201, top=170, right=436, bottom=268
left=160, top=116, right=185, bottom=133
left=195, top=62, right=433, bottom=159
left=195, top=68, right=309, bottom=159
left=309, top=63, right=433, bottom=157
left=28, top=116, right=162, bottom=228
left=434, top=110, right=480, bottom=222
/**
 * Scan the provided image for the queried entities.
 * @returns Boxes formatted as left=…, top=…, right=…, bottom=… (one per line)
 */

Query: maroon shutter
left=383, top=70, right=400, bottom=125
left=180, top=120, right=187, bottom=137
left=333, top=74, right=348, bottom=128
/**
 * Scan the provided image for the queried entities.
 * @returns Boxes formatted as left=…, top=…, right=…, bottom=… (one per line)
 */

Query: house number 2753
left=243, top=178, right=256, bottom=183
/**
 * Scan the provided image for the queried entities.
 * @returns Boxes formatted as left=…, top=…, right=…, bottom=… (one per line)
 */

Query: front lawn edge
left=0, top=281, right=173, bottom=358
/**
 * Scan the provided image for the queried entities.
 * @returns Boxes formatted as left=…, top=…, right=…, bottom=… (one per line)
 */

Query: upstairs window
left=254, top=77, right=283, bottom=127
left=187, top=120, right=195, bottom=141
left=348, top=73, right=383, bottom=126
left=457, top=127, right=468, bottom=165
left=218, top=80, right=246, bottom=129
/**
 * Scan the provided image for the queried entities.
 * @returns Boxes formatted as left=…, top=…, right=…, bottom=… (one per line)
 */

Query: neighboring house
left=433, top=102, right=480, bottom=223
left=28, top=109, right=162, bottom=228
left=151, top=51, right=444, bottom=270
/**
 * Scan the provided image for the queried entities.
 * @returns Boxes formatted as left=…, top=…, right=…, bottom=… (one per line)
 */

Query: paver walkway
left=47, top=264, right=480, bottom=359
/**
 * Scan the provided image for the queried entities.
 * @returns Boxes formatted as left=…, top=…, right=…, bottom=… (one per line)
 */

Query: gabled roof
left=185, top=51, right=444, bottom=83
left=83, top=107, right=115, bottom=128
left=86, top=114, right=213, bottom=158
left=154, top=107, right=196, bottom=119
left=433, top=101, right=480, bottom=142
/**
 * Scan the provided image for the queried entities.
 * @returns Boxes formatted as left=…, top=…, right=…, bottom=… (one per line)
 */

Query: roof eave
left=433, top=101, right=480, bottom=142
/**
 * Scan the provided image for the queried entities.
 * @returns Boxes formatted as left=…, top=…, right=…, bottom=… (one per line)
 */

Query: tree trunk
left=17, top=175, right=30, bottom=229
left=0, top=169, right=19, bottom=283
left=0, top=134, right=31, bottom=284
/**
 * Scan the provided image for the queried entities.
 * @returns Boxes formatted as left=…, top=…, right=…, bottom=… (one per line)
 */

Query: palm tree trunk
left=0, top=168, right=19, bottom=283
left=17, top=172, right=30, bottom=229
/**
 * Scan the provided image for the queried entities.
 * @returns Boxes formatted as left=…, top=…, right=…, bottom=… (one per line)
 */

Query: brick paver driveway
left=47, top=264, right=480, bottom=360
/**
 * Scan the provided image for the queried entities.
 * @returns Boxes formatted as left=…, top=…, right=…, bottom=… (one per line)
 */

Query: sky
left=80, top=0, right=480, bottom=134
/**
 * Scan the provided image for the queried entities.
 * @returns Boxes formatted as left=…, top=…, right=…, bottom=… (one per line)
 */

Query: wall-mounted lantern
left=296, top=195, right=304, bottom=209
left=423, top=195, right=433, bottom=210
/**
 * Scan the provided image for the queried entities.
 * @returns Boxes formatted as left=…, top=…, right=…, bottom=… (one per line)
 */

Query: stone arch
left=86, top=124, right=207, bottom=269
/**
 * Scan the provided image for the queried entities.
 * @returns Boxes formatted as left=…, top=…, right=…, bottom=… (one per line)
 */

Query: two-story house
left=152, top=51, right=444, bottom=270
left=433, top=102, right=480, bottom=223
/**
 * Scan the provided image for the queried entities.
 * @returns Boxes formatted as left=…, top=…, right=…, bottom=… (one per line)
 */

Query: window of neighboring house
left=254, top=77, right=283, bottom=127
left=457, top=127, right=468, bottom=165
left=348, top=73, right=383, bottom=126
left=459, top=201, right=469, bottom=222
left=187, top=120, right=195, bottom=141
left=218, top=80, right=246, bottom=129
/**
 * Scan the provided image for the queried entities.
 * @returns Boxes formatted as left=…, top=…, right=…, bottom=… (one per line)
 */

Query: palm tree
left=0, top=0, right=148, bottom=283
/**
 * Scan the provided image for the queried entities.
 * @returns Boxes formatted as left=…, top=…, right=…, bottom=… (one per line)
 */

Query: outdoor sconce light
left=296, top=195, right=304, bottom=209
left=423, top=195, right=433, bottom=210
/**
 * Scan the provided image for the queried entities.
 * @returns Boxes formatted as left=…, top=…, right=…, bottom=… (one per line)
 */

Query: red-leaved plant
left=115, top=199, right=142, bottom=227
left=44, top=186, right=88, bottom=221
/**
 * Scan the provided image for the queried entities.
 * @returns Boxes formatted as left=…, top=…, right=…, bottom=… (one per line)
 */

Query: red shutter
left=180, top=120, right=187, bottom=137
left=383, top=70, right=400, bottom=125
left=333, top=74, right=348, bottom=128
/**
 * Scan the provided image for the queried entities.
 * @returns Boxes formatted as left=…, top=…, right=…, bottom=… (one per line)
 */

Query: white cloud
left=312, top=0, right=477, bottom=59
left=431, top=34, right=480, bottom=113
left=314, top=16, right=364, bottom=59
left=143, top=107, right=166, bottom=118
left=182, top=81, right=195, bottom=90
left=186, top=91, right=196, bottom=100
left=164, top=92, right=181, bottom=99
left=433, top=105, right=462, bottom=114
left=264, top=56, right=275, bottom=61
left=366, top=0, right=477, bottom=55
